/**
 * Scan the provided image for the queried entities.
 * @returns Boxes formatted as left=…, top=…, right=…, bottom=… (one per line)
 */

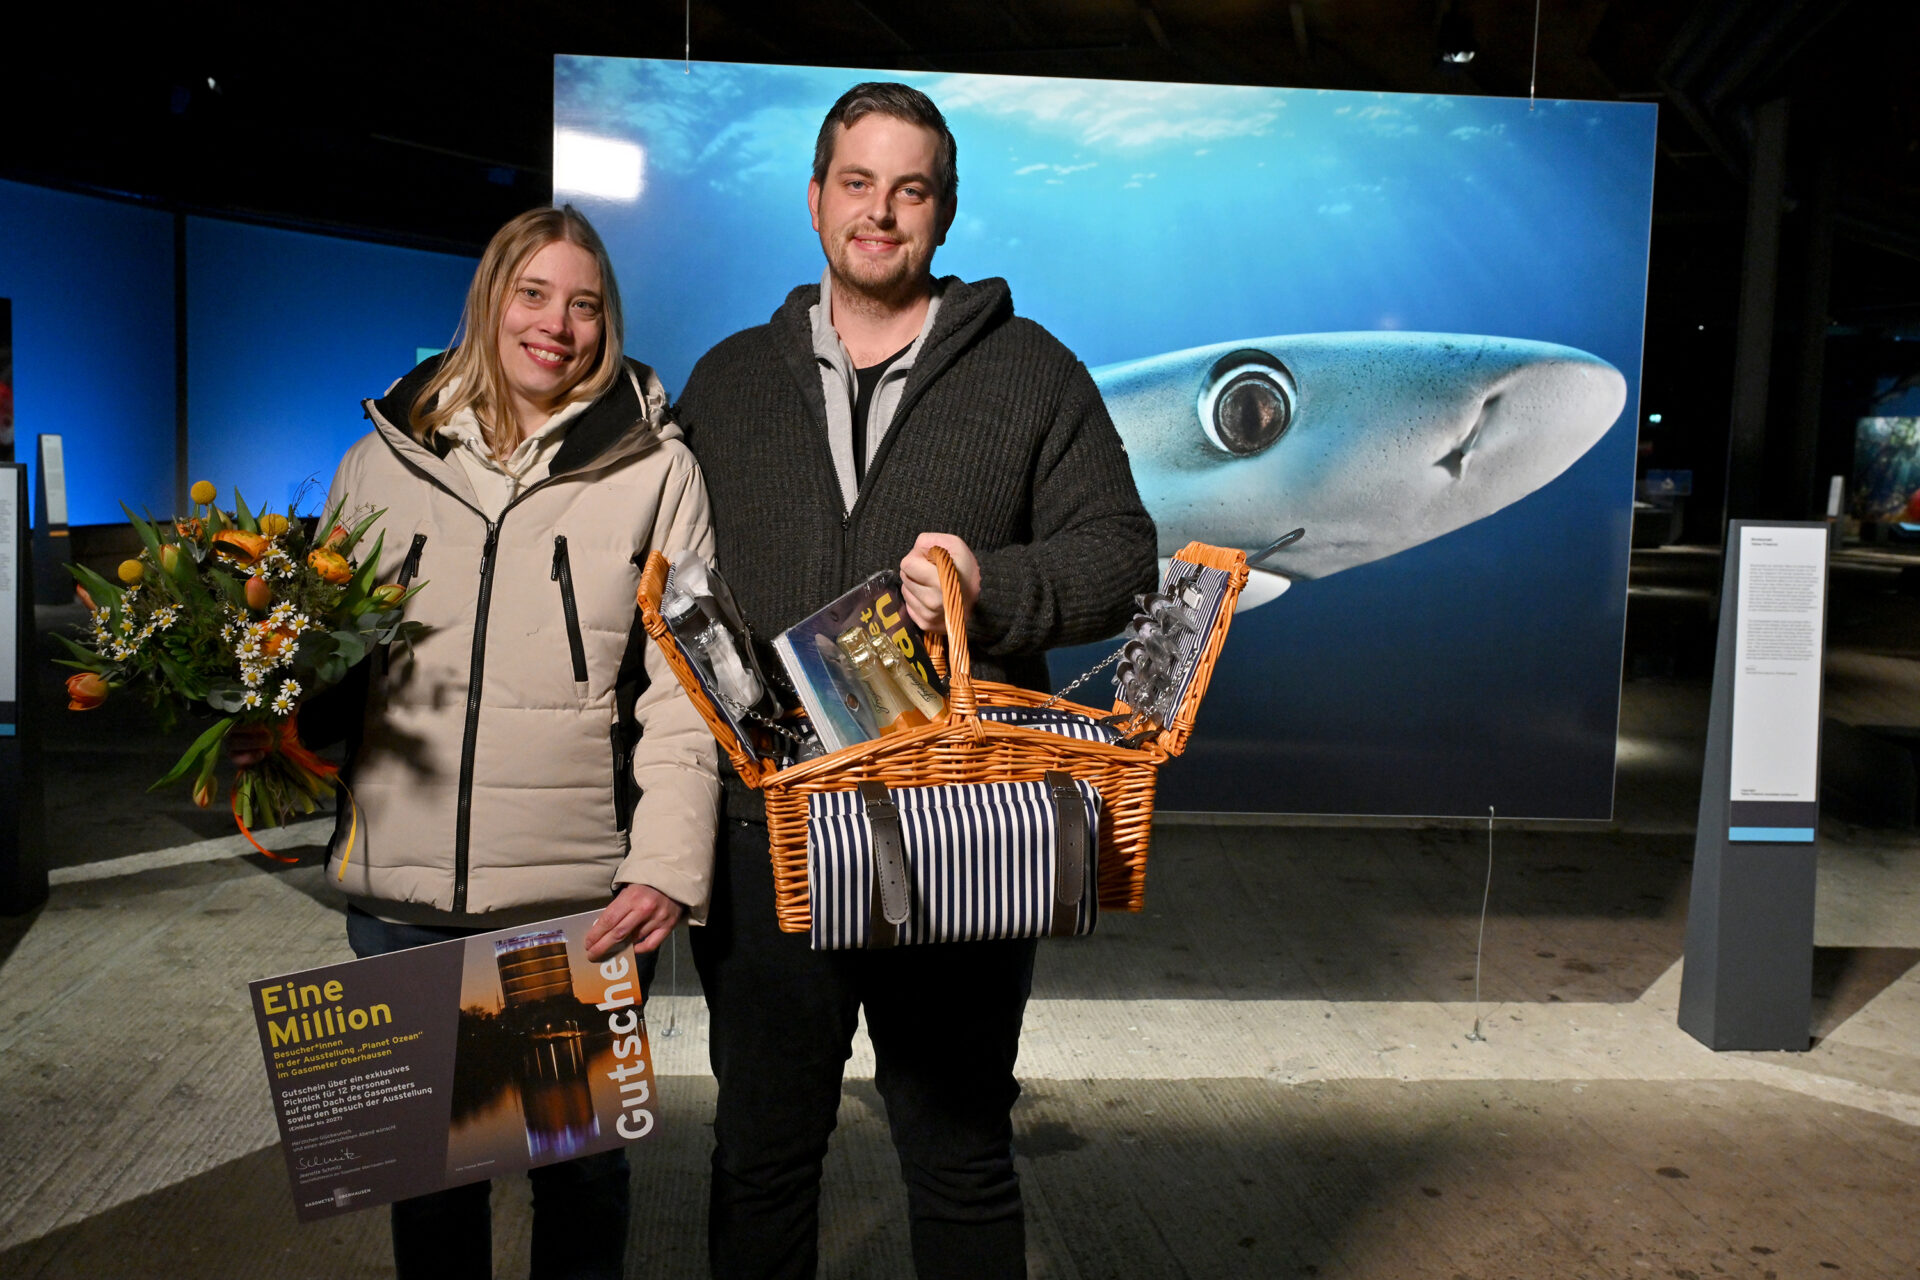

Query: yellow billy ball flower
left=117, top=559, right=145, bottom=584
left=258, top=512, right=291, bottom=538
left=189, top=480, right=217, bottom=506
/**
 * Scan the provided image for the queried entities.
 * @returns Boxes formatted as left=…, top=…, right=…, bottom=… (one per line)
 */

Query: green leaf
left=122, top=504, right=165, bottom=563
left=67, top=562, right=124, bottom=611
left=207, top=684, right=252, bottom=713
left=232, top=488, right=259, bottom=534
left=207, top=568, right=247, bottom=609
left=51, top=633, right=111, bottom=668
left=345, top=506, right=386, bottom=554
left=330, top=630, right=371, bottom=667
left=349, top=529, right=387, bottom=598
left=148, top=716, right=235, bottom=792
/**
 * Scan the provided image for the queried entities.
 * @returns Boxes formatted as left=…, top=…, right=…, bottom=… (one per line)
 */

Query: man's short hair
left=812, top=82, right=958, bottom=206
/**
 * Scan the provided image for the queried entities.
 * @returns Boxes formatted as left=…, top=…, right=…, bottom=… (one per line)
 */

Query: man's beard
left=827, top=233, right=928, bottom=310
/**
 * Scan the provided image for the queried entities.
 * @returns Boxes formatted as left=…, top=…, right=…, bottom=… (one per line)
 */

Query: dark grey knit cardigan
left=676, top=275, right=1157, bottom=696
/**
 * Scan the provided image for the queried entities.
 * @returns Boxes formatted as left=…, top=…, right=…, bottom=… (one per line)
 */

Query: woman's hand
left=585, top=883, right=683, bottom=961
left=899, top=532, right=980, bottom=633
left=227, top=723, right=273, bottom=767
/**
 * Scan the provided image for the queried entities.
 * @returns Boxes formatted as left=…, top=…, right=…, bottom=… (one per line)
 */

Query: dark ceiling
left=7, top=1, right=1913, bottom=314
left=5, top=0, right=1918, bottom=520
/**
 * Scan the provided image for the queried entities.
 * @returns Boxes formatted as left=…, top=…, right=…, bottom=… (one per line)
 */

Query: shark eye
left=1199, top=351, right=1295, bottom=456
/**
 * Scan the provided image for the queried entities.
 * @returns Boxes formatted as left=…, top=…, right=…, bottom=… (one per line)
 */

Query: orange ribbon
left=232, top=786, right=298, bottom=863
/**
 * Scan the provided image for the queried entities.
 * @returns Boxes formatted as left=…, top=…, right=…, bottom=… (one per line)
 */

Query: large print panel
left=557, top=59, right=1655, bottom=819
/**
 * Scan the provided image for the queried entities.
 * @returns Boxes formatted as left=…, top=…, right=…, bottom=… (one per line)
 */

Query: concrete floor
left=3, top=547, right=1919, bottom=1279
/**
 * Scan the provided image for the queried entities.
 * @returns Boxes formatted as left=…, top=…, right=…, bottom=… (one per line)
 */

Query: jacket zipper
left=452, top=521, right=501, bottom=913
left=380, top=533, right=429, bottom=675
left=397, top=533, right=428, bottom=588
left=551, top=535, right=589, bottom=683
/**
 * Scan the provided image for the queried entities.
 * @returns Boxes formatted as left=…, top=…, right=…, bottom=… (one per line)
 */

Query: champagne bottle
left=837, top=626, right=927, bottom=736
left=870, top=629, right=946, bottom=721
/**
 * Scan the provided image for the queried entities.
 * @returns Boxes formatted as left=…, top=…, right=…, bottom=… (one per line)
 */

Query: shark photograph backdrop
left=555, top=58, right=1656, bottom=819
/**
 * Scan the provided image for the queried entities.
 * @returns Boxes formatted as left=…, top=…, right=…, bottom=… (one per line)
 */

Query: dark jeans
left=346, top=907, right=656, bottom=1280
left=688, top=818, right=1036, bottom=1280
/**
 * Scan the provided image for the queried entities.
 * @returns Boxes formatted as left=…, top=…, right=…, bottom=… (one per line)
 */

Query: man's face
left=808, top=113, right=954, bottom=309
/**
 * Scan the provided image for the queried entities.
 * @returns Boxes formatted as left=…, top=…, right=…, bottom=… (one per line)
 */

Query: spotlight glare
left=553, top=130, right=646, bottom=203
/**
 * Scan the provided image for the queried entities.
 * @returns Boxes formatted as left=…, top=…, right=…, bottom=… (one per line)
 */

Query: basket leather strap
left=859, top=781, right=911, bottom=948
left=1046, top=771, right=1087, bottom=938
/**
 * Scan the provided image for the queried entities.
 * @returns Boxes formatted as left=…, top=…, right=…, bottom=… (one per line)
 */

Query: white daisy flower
left=241, top=690, right=262, bottom=710
left=271, top=688, right=296, bottom=715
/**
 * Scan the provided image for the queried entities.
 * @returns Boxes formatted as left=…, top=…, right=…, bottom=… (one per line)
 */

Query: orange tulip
left=213, top=530, right=269, bottom=565
left=260, top=625, right=300, bottom=658
left=175, top=517, right=205, bottom=542
left=245, top=576, right=272, bottom=611
left=308, top=548, right=352, bottom=584
left=66, top=672, right=109, bottom=710
left=75, top=585, right=97, bottom=612
left=371, top=582, right=407, bottom=607
left=193, top=774, right=218, bottom=809
left=325, top=524, right=351, bottom=550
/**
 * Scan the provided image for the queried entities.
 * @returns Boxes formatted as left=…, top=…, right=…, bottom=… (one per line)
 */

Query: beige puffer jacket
left=323, top=357, right=718, bottom=925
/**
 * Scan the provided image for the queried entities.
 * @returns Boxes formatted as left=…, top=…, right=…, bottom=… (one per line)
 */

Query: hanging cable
left=1528, top=0, right=1542, bottom=109
left=1466, top=805, right=1494, bottom=1041
left=685, top=0, right=692, bottom=74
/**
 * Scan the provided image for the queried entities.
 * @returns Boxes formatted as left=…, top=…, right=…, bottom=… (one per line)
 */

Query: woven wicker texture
left=639, top=543, right=1249, bottom=934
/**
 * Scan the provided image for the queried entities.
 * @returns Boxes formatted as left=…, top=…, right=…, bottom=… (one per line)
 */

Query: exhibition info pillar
left=1677, top=520, right=1829, bottom=1052
left=2, top=461, right=48, bottom=915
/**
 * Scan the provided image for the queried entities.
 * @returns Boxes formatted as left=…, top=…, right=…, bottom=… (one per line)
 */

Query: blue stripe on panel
left=1728, top=826, right=1816, bottom=843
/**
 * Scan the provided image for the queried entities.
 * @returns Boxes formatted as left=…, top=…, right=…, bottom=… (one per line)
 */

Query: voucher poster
left=555, top=60, right=1656, bottom=818
left=249, top=912, right=657, bottom=1221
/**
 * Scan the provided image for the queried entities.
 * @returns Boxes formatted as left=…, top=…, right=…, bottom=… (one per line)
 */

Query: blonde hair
left=411, top=205, right=625, bottom=456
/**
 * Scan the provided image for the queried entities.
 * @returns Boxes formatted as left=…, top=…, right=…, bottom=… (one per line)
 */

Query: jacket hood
left=367, top=353, right=680, bottom=479
left=771, top=275, right=1013, bottom=404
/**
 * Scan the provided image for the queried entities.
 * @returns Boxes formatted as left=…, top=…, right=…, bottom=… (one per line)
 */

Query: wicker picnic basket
left=636, top=542, right=1249, bottom=934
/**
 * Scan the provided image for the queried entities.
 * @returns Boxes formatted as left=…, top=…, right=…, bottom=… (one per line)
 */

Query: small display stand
left=1677, top=520, right=1830, bottom=1051
left=31, top=434, right=70, bottom=606
left=1, top=460, right=48, bottom=914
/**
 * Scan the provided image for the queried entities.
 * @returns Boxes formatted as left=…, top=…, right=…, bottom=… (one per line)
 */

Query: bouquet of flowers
left=55, top=479, right=425, bottom=845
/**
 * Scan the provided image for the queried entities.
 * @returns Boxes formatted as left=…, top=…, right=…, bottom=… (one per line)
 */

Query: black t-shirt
left=851, top=342, right=914, bottom=483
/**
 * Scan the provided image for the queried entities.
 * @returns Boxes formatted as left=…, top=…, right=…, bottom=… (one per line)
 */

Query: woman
left=321, top=205, right=717, bottom=1279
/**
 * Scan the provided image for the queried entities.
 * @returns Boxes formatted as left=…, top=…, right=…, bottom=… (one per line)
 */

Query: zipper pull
left=552, top=534, right=568, bottom=581
left=481, top=523, right=499, bottom=571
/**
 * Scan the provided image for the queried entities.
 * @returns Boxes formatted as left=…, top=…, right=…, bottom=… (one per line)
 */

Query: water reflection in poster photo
left=446, top=928, right=623, bottom=1174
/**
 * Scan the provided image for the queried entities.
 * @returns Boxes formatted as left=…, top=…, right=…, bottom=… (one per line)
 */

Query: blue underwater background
left=556, top=58, right=1657, bottom=819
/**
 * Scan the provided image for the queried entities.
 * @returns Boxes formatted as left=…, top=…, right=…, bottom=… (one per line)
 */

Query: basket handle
left=634, top=550, right=764, bottom=786
left=924, top=545, right=977, bottom=721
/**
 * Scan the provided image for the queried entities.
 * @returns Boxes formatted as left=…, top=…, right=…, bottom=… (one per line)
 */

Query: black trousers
left=346, top=907, right=651, bottom=1280
left=688, top=816, right=1037, bottom=1280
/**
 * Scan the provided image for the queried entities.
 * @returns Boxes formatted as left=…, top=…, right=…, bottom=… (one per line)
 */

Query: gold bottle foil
left=869, top=628, right=945, bottom=721
left=837, top=625, right=926, bottom=736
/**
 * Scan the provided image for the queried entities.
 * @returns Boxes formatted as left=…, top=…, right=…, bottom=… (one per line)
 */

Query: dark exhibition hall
left=2, top=2, right=1918, bottom=1277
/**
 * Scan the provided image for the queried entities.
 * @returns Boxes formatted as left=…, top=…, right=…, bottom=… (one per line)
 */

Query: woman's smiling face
left=496, top=238, right=605, bottom=432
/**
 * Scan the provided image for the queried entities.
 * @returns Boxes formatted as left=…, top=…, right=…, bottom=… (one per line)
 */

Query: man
left=677, top=82, right=1157, bottom=1280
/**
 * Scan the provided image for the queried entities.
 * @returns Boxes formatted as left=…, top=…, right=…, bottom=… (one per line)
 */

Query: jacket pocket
left=551, top=535, right=590, bottom=689
left=611, top=721, right=638, bottom=833
left=380, top=532, right=429, bottom=677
